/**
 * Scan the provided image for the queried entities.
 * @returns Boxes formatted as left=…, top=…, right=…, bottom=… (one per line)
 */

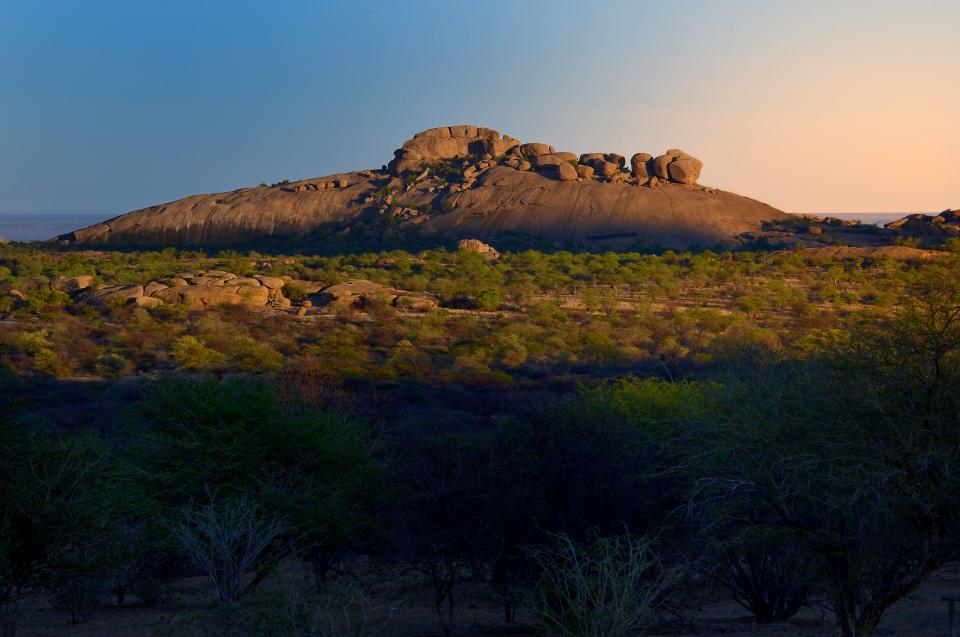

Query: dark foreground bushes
left=3, top=274, right=960, bottom=637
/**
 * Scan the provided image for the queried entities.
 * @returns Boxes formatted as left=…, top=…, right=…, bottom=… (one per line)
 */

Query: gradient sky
left=1, top=0, right=957, bottom=217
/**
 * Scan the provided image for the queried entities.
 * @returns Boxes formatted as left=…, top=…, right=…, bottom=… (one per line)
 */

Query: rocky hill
left=59, top=125, right=790, bottom=250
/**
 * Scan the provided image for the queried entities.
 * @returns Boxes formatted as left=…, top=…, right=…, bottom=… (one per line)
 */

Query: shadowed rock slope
left=60, top=125, right=789, bottom=250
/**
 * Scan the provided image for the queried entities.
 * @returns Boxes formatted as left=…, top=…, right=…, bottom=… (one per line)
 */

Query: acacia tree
left=396, top=434, right=497, bottom=637
left=0, top=414, right=112, bottom=629
left=694, top=270, right=960, bottom=637
left=125, top=378, right=384, bottom=594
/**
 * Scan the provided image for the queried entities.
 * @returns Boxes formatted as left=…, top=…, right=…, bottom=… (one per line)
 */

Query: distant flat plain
left=0, top=213, right=107, bottom=242
left=0, top=211, right=933, bottom=242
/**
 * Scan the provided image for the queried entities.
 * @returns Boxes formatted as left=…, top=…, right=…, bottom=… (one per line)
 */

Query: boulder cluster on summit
left=387, top=125, right=703, bottom=187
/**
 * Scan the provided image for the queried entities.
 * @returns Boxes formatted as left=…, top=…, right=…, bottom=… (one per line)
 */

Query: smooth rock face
left=59, top=125, right=785, bottom=250
left=431, top=167, right=785, bottom=249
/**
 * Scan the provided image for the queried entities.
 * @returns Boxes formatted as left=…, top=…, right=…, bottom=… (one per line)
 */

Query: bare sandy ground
left=16, top=563, right=960, bottom=636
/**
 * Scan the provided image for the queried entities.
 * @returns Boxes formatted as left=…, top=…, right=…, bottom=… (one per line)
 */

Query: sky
left=1, top=0, right=958, bottom=218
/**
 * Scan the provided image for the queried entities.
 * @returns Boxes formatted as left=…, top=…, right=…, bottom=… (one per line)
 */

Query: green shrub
left=171, top=335, right=226, bottom=370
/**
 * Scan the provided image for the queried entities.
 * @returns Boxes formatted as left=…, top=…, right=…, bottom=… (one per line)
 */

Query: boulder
left=650, top=149, right=703, bottom=184
left=254, top=275, right=285, bottom=289
left=394, top=294, right=439, bottom=312
left=579, top=153, right=606, bottom=165
left=390, top=148, right=426, bottom=174
left=480, top=137, right=520, bottom=156
left=152, top=284, right=270, bottom=308
left=555, top=161, right=578, bottom=182
left=577, top=164, right=596, bottom=179
left=520, top=143, right=554, bottom=157
left=318, top=280, right=400, bottom=307
left=51, top=275, right=95, bottom=292
left=80, top=285, right=144, bottom=306
left=630, top=153, right=653, bottom=179
left=605, top=153, right=626, bottom=168
left=223, top=277, right=262, bottom=287
left=666, top=156, right=703, bottom=185
left=388, top=126, right=503, bottom=173
left=593, top=160, right=620, bottom=178
left=0, top=233, right=6, bottom=244
left=530, top=153, right=569, bottom=169
left=134, top=296, right=164, bottom=307
left=188, top=276, right=223, bottom=287
left=667, top=159, right=701, bottom=185
left=205, top=270, right=237, bottom=279
left=652, top=155, right=673, bottom=180
left=143, top=281, right=169, bottom=296
left=457, top=238, right=500, bottom=260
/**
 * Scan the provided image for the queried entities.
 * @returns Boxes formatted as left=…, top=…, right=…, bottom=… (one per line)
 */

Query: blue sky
left=1, top=0, right=958, bottom=217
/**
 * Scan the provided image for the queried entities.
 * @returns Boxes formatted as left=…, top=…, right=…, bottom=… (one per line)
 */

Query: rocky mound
left=0, top=233, right=7, bottom=244
left=886, top=209, right=960, bottom=235
left=59, top=125, right=789, bottom=250
left=69, top=271, right=439, bottom=315
left=314, top=279, right=438, bottom=311
left=80, top=271, right=292, bottom=309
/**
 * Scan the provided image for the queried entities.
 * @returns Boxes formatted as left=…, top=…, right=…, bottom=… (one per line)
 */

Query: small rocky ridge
left=79, top=271, right=292, bottom=309
left=388, top=125, right=703, bottom=187
left=886, top=209, right=960, bottom=235
left=313, top=279, right=438, bottom=312
left=54, top=271, right=439, bottom=315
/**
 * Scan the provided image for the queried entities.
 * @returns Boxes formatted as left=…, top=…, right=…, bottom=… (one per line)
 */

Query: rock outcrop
left=457, top=238, right=500, bottom=260
left=60, top=125, right=789, bottom=250
left=80, top=270, right=291, bottom=309
left=51, top=275, right=95, bottom=292
left=886, top=209, right=960, bottom=235
left=313, top=279, right=437, bottom=312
